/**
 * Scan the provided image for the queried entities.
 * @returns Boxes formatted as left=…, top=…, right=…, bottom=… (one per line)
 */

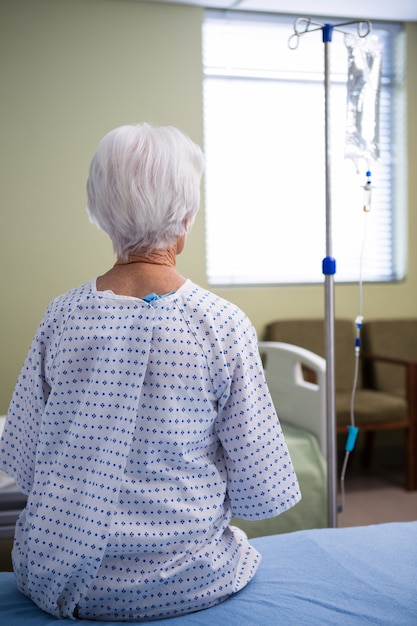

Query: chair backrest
left=362, top=319, right=417, bottom=395
left=264, top=319, right=360, bottom=392
left=258, top=341, right=327, bottom=457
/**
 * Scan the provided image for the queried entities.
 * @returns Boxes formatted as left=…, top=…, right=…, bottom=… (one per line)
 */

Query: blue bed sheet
left=0, top=522, right=416, bottom=625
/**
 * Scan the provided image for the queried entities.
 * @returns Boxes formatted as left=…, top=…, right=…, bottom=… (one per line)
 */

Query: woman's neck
left=114, top=246, right=177, bottom=268
left=96, top=247, right=186, bottom=298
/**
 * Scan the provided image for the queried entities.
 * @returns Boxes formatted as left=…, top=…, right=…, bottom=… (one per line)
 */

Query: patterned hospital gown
left=0, top=278, right=300, bottom=620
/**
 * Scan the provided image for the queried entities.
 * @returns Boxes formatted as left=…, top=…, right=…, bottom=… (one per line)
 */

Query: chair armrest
left=360, top=352, right=417, bottom=368
left=361, top=354, right=417, bottom=422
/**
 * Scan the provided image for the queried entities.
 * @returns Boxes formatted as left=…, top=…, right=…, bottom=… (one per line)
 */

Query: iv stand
left=323, top=23, right=337, bottom=529
left=289, top=18, right=371, bottom=528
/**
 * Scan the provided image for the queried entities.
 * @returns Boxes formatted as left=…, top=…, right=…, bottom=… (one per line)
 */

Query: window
left=203, top=11, right=406, bottom=285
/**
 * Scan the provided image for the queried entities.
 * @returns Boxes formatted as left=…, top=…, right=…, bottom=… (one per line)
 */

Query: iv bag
left=345, top=34, right=382, bottom=170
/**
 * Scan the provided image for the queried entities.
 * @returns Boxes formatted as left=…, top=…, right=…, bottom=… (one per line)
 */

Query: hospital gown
left=0, top=279, right=300, bottom=620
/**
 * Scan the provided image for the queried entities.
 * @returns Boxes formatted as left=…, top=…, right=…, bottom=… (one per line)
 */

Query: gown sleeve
left=0, top=302, right=55, bottom=494
left=176, top=287, right=301, bottom=522
left=214, top=318, right=301, bottom=520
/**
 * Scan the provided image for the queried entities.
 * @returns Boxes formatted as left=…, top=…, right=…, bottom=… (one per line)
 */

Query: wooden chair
left=361, top=319, right=417, bottom=491
left=264, top=319, right=417, bottom=490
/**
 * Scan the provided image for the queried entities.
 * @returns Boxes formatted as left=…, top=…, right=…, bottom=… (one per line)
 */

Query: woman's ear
left=176, top=233, right=186, bottom=255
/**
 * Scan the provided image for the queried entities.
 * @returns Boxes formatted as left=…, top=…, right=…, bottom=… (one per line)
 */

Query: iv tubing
left=340, top=200, right=369, bottom=516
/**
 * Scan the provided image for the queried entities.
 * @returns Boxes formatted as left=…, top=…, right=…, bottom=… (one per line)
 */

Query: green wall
left=1, top=0, right=416, bottom=412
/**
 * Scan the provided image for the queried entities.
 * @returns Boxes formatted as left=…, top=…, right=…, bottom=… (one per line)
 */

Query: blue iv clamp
left=345, top=425, right=359, bottom=452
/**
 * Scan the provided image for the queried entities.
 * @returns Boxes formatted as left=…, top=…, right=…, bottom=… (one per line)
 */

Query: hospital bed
left=0, top=522, right=416, bottom=624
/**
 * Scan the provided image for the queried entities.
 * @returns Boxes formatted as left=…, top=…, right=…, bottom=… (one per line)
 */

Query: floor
left=336, top=442, right=417, bottom=528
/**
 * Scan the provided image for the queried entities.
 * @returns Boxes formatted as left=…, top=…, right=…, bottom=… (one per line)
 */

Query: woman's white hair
left=86, top=123, right=204, bottom=259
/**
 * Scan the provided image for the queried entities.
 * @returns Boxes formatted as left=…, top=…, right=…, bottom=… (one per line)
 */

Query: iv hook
left=288, top=17, right=372, bottom=50
left=288, top=17, right=324, bottom=49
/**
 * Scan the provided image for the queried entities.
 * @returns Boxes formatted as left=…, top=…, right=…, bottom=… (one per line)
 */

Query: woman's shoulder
left=179, top=280, right=252, bottom=330
left=37, top=280, right=99, bottom=333
left=46, top=280, right=95, bottom=313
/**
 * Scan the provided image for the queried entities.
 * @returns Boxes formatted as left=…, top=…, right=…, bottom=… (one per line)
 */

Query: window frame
left=202, top=10, right=407, bottom=286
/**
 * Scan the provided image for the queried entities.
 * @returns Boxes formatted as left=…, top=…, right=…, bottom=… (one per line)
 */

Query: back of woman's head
left=86, top=123, right=204, bottom=259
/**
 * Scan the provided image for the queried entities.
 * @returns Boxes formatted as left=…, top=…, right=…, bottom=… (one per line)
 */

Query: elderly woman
left=0, top=124, right=300, bottom=621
